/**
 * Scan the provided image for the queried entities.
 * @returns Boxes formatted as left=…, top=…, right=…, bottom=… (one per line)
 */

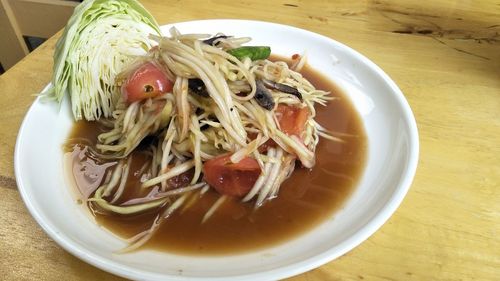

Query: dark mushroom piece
left=261, top=79, right=302, bottom=101
left=188, top=78, right=209, bottom=97
left=254, top=80, right=275, bottom=110
left=202, top=35, right=230, bottom=46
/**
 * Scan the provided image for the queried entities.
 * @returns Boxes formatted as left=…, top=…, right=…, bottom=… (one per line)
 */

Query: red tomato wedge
left=122, top=62, right=173, bottom=103
left=248, top=104, right=310, bottom=153
left=203, top=155, right=261, bottom=197
left=275, top=104, right=310, bottom=137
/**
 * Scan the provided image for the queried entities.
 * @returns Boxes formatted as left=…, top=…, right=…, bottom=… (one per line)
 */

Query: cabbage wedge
left=46, top=0, right=161, bottom=120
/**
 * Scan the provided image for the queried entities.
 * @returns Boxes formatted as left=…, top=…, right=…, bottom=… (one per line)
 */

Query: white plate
left=15, top=20, right=418, bottom=280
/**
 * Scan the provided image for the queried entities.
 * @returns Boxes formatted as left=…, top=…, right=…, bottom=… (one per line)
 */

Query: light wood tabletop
left=1, top=0, right=499, bottom=280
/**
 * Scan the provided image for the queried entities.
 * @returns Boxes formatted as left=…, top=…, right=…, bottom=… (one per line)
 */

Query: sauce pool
left=65, top=58, right=367, bottom=255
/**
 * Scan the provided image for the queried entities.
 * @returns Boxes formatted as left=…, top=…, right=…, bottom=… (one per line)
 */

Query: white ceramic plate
left=15, top=20, right=418, bottom=280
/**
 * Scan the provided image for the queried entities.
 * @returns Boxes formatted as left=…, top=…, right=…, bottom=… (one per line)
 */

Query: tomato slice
left=248, top=105, right=309, bottom=153
left=275, top=104, right=309, bottom=137
left=203, top=155, right=261, bottom=197
left=122, top=62, right=173, bottom=103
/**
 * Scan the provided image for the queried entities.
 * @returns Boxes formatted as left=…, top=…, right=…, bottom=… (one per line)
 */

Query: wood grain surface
left=1, top=0, right=499, bottom=280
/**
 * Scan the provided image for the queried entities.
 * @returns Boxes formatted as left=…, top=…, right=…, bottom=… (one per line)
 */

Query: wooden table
left=1, top=0, right=498, bottom=280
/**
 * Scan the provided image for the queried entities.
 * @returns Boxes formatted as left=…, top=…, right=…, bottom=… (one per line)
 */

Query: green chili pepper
left=227, top=46, right=271, bottom=61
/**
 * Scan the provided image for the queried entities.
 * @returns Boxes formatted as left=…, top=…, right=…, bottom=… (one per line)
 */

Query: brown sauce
left=65, top=59, right=367, bottom=255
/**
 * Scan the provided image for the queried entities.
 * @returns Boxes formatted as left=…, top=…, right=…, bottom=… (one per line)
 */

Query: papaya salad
left=48, top=0, right=341, bottom=252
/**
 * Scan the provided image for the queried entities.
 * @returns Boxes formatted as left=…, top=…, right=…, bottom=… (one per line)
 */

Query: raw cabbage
left=46, top=0, right=160, bottom=120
